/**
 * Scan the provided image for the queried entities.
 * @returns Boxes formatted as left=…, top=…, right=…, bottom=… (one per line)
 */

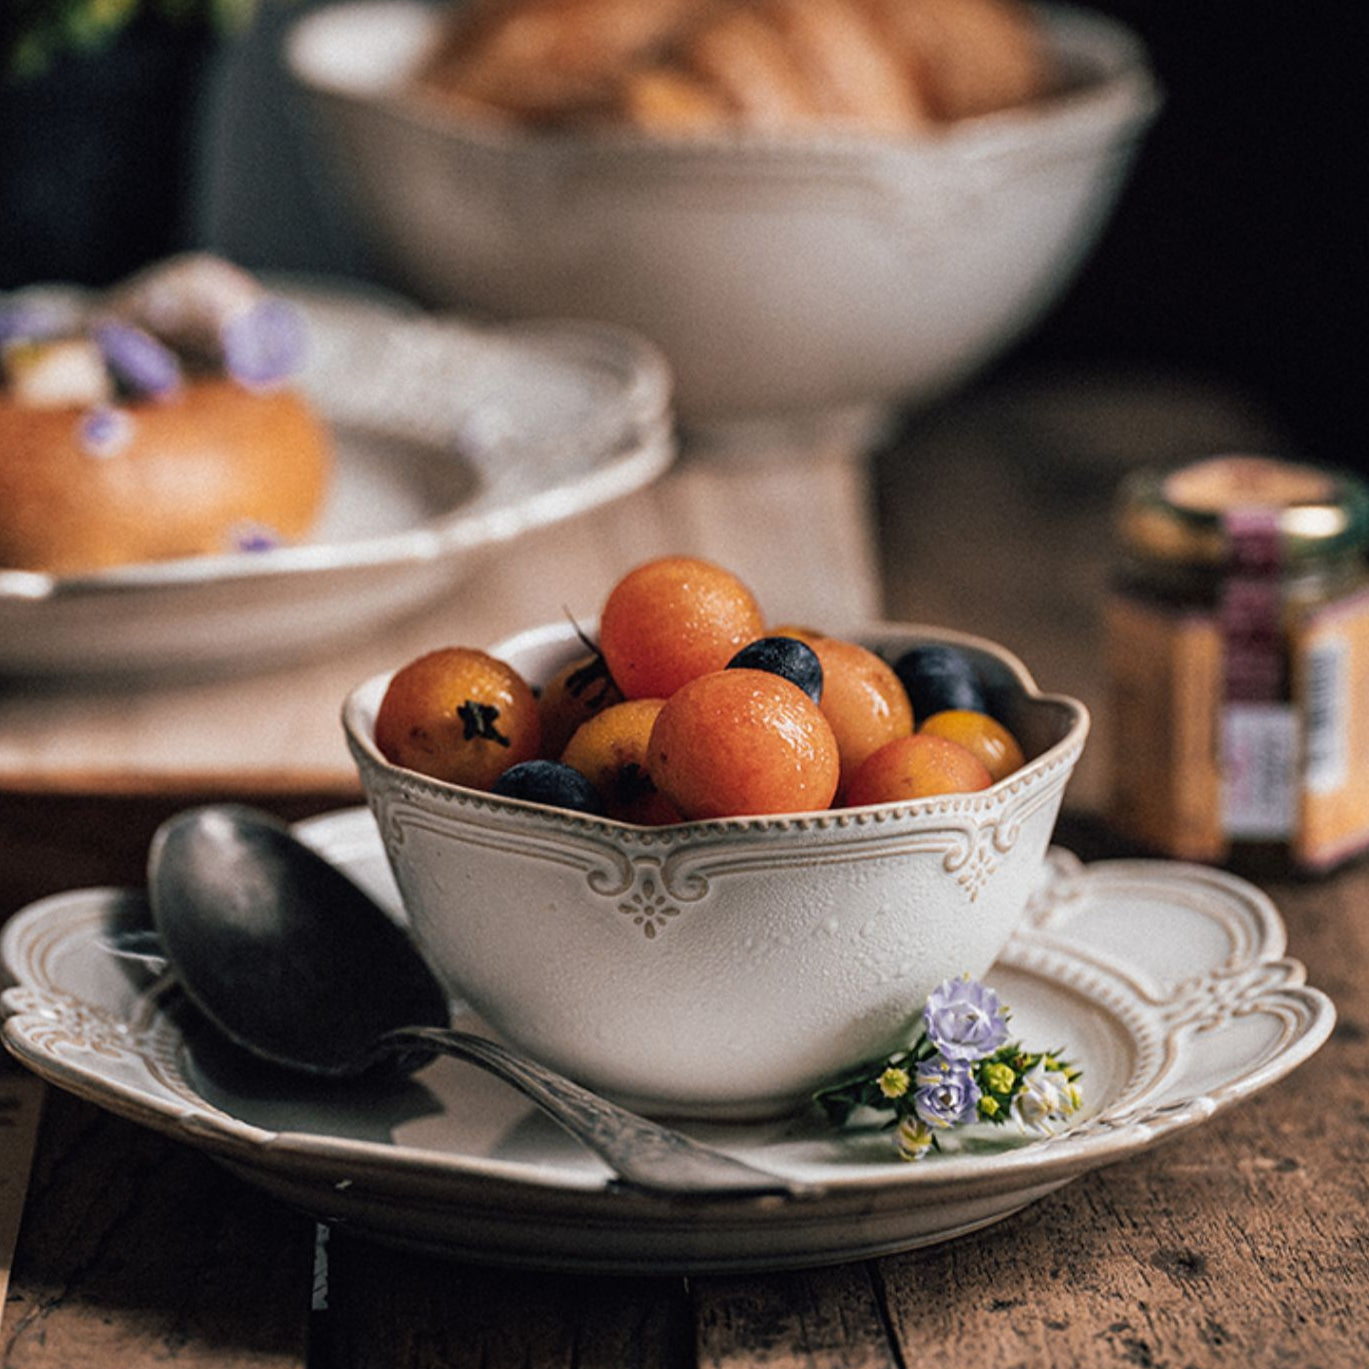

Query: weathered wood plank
left=3, top=1092, right=315, bottom=1369
left=693, top=1263, right=900, bottom=1369
left=877, top=1064, right=1369, bottom=1369
left=0, top=1063, right=43, bottom=1343
left=318, top=1234, right=692, bottom=1369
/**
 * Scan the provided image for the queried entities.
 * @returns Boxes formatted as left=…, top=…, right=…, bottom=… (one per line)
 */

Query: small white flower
left=1010, top=1062, right=1079, bottom=1136
left=1059, top=1075, right=1083, bottom=1117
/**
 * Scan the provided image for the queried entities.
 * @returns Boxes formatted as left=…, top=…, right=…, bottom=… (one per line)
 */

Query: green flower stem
left=814, top=1032, right=1083, bottom=1159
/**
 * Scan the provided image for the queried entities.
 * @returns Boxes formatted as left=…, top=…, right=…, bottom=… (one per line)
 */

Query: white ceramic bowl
left=288, top=2, right=1159, bottom=426
left=343, top=621, right=1089, bottom=1119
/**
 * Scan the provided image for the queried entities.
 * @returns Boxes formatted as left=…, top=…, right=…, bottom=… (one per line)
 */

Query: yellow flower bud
left=984, top=1062, right=1015, bottom=1094
left=896, top=1117, right=934, bottom=1160
left=879, top=1067, right=911, bottom=1099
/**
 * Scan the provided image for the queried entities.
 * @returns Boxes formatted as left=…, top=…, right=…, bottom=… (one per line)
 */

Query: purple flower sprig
left=923, top=975, right=1011, bottom=1060
left=813, top=975, right=1082, bottom=1161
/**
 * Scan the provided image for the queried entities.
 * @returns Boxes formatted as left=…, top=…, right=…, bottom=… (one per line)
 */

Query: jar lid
left=1117, top=455, right=1369, bottom=567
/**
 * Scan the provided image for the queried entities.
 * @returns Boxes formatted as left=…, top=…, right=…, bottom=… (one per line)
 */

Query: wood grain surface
left=4, top=366, right=1363, bottom=1369
left=0, top=1062, right=41, bottom=1338
left=2, top=1090, right=314, bottom=1366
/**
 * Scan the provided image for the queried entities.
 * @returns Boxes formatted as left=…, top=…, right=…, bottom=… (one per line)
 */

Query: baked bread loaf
left=415, top=0, right=1052, bottom=134
left=0, top=256, right=332, bottom=574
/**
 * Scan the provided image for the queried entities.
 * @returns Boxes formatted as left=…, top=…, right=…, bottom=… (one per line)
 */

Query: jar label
left=1218, top=508, right=1295, bottom=839
left=1303, top=633, right=1348, bottom=793
left=1295, top=587, right=1369, bottom=868
left=1221, top=703, right=1298, bottom=838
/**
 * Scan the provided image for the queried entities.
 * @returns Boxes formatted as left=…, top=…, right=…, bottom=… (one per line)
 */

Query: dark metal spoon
left=146, top=804, right=816, bottom=1201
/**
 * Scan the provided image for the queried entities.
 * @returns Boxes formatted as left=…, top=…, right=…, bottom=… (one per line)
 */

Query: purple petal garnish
left=922, top=976, right=1010, bottom=1062
left=222, top=297, right=306, bottom=388
left=93, top=320, right=183, bottom=399
left=78, top=406, right=135, bottom=458
left=913, top=1056, right=981, bottom=1130
left=0, top=301, right=70, bottom=347
left=229, top=521, right=283, bottom=553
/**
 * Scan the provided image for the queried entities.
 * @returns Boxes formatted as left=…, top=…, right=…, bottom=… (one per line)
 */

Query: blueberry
left=491, top=760, right=605, bottom=816
left=727, top=635, right=824, bottom=703
left=893, top=644, right=987, bottom=721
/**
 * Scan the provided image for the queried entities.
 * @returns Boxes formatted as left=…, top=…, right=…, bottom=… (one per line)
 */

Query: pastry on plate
left=0, top=255, right=332, bottom=575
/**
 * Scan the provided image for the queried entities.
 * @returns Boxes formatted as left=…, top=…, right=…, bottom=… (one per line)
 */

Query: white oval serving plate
left=0, top=808, right=1334, bottom=1275
left=0, top=284, right=674, bottom=678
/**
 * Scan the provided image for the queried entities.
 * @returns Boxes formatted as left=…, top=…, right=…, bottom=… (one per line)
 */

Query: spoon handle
left=384, top=1026, right=820, bottom=1201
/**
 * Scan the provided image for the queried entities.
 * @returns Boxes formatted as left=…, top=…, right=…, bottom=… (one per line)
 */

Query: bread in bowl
left=413, top=0, right=1053, bottom=134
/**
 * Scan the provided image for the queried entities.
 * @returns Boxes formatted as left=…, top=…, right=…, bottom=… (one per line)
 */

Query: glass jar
left=1105, top=454, right=1369, bottom=872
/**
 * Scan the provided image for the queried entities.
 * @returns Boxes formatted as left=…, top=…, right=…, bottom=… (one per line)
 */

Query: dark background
left=991, top=2, right=1364, bottom=469
left=3, top=2, right=1363, bottom=470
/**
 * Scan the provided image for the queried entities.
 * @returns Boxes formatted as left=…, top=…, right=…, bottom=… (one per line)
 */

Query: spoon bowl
left=147, top=804, right=815, bottom=1201
left=149, top=804, right=449, bottom=1076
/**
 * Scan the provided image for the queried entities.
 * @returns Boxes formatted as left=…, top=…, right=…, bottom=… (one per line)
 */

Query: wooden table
left=4, top=367, right=1365, bottom=1367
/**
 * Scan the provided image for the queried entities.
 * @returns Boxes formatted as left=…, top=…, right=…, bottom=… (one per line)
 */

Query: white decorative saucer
left=0, top=283, right=673, bottom=677
left=0, top=809, right=1334, bottom=1275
